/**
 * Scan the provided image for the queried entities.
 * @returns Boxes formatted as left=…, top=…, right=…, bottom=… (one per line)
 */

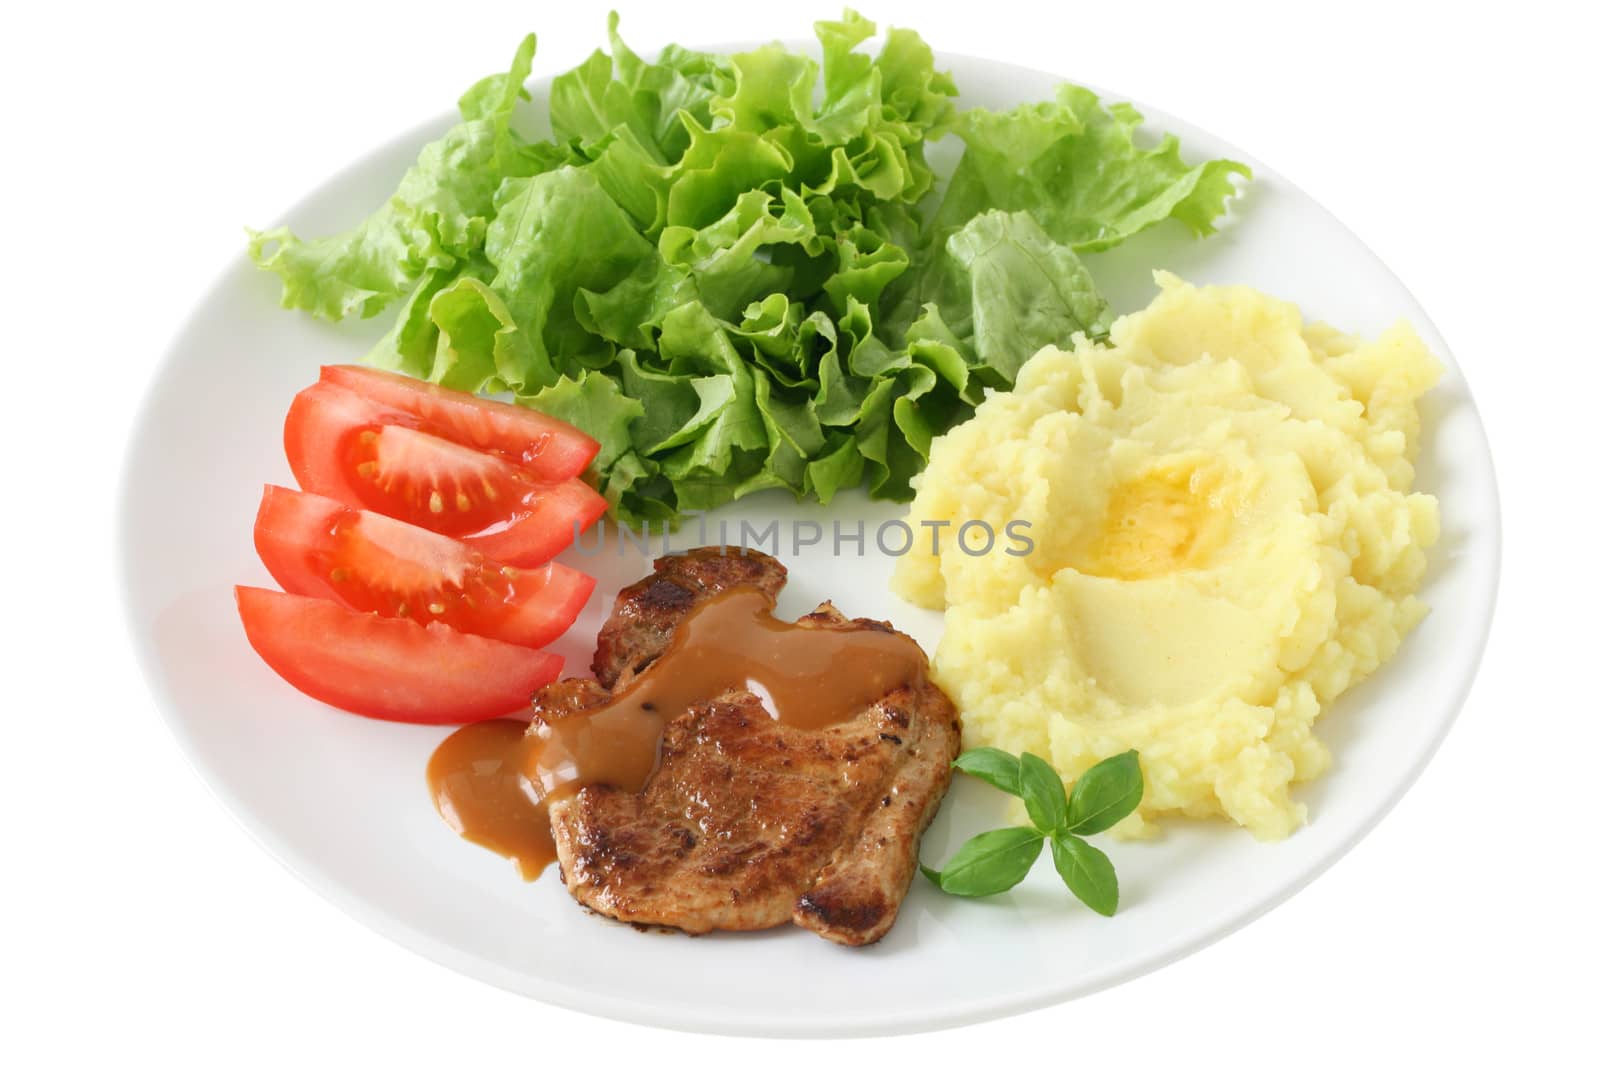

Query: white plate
left=119, top=45, right=1500, bottom=1037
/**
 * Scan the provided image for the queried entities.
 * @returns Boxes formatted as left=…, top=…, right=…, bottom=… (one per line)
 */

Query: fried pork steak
left=535, top=547, right=960, bottom=946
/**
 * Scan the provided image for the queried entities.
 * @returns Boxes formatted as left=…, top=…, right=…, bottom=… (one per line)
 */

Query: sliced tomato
left=319, top=365, right=598, bottom=478
left=461, top=475, right=609, bottom=566
left=235, top=586, right=562, bottom=723
left=253, top=485, right=595, bottom=648
left=284, top=381, right=608, bottom=565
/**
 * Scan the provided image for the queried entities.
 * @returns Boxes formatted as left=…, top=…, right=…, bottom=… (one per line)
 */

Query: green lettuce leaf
left=249, top=14, right=1247, bottom=525
left=916, top=210, right=1113, bottom=387
left=933, top=83, right=1251, bottom=253
left=249, top=34, right=553, bottom=321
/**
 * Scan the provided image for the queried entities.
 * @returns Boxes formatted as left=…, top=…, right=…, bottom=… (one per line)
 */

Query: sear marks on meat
left=544, top=548, right=960, bottom=946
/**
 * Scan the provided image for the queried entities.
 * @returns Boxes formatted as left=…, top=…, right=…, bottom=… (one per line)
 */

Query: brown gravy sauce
left=427, top=586, right=926, bottom=878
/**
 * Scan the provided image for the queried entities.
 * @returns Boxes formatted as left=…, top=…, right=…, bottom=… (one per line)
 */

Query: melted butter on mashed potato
left=892, top=273, right=1441, bottom=839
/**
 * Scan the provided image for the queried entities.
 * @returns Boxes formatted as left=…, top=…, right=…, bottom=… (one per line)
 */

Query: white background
left=4, top=0, right=1594, bottom=1061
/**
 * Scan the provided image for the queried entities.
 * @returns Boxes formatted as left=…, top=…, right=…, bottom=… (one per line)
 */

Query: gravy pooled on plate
left=428, top=577, right=927, bottom=878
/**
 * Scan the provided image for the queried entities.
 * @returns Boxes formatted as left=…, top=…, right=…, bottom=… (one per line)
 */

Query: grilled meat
left=542, top=548, right=960, bottom=946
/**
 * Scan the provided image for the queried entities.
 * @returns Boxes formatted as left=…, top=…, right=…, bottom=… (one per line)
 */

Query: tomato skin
left=319, top=365, right=598, bottom=478
left=235, top=586, right=562, bottom=724
left=284, top=382, right=608, bottom=565
left=283, top=382, right=402, bottom=508
left=252, top=485, right=595, bottom=648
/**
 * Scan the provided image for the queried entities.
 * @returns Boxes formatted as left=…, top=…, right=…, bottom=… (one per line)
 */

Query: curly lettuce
left=250, top=11, right=1248, bottom=524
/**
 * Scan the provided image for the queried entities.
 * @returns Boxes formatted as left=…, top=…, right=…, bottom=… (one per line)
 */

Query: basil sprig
left=920, top=749, right=1143, bottom=915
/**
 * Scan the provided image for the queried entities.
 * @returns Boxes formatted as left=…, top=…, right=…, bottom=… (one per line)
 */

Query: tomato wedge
left=319, top=365, right=598, bottom=477
left=284, top=381, right=608, bottom=565
left=253, top=485, right=594, bottom=648
left=235, top=586, right=561, bottom=723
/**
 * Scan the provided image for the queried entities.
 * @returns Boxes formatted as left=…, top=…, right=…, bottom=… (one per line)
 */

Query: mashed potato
left=893, top=273, right=1440, bottom=839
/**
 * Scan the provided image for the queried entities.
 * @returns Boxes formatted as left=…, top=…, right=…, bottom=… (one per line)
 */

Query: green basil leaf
left=923, top=827, right=1043, bottom=897
left=1051, top=834, right=1119, bottom=916
left=953, top=747, right=1023, bottom=796
left=1018, top=752, right=1069, bottom=832
left=1065, top=750, right=1144, bottom=836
